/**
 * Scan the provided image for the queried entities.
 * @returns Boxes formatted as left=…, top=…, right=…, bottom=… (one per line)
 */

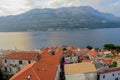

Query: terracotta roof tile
left=101, top=58, right=113, bottom=64
left=10, top=48, right=62, bottom=80
left=79, top=48, right=90, bottom=55
left=102, top=49, right=109, bottom=53
left=10, top=62, right=36, bottom=80
left=113, top=56, right=120, bottom=59
left=67, top=45, right=74, bottom=50
left=89, top=49, right=98, bottom=57
left=10, top=61, right=58, bottom=80
left=4, top=51, right=39, bottom=60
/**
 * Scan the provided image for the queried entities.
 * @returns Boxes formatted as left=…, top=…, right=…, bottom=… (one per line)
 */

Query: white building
left=65, top=56, right=78, bottom=63
left=98, top=68, right=120, bottom=80
left=1, top=50, right=39, bottom=79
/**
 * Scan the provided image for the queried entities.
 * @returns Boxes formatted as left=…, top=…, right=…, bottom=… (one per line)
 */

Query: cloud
left=30, top=0, right=106, bottom=9
left=0, top=0, right=120, bottom=16
left=30, top=0, right=82, bottom=8
left=0, top=0, right=33, bottom=16
left=47, top=0, right=82, bottom=8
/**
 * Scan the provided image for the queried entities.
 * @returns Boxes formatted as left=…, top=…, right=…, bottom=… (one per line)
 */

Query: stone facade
left=1, top=59, right=36, bottom=79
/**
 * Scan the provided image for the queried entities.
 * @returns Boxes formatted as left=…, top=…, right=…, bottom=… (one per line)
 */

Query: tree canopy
left=104, top=44, right=120, bottom=52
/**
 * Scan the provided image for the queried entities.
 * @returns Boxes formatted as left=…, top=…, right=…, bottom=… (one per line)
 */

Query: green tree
left=104, top=44, right=116, bottom=50
left=112, top=61, right=117, bottom=67
left=116, top=46, right=120, bottom=52
left=86, top=45, right=93, bottom=50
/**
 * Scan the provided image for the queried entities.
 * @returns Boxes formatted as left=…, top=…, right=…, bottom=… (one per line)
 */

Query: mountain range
left=0, top=6, right=120, bottom=31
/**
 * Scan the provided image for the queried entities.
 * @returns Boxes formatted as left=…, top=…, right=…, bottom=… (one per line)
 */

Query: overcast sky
left=0, top=0, right=120, bottom=16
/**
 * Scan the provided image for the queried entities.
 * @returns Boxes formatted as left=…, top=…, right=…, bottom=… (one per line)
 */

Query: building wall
left=1, top=59, right=36, bottom=75
left=99, top=71, right=120, bottom=80
left=65, top=57, right=71, bottom=63
left=85, top=72, right=97, bottom=80
left=65, top=56, right=78, bottom=63
left=65, top=73, right=85, bottom=80
left=54, top=65, right=60, bottom=80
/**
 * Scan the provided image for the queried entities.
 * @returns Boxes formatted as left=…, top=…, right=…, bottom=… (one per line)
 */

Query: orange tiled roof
left=83, top=48, right=90, bottom=53
left=101, top=49, right=109, bottom=53
left=3, top=51, right=39, bottom=60
left=102, top=58, right=113, bottom=64
left=10, top=48, right=62, bottom=80
left=89, top=49, right=98, bottom=57
left=111, top=50, right=118, bottom=54
left=67, top=45, right=74, bottom=50
left=113, top=56, right=120, bottom=59
left=10, top=62, right=36, bottom=80
left=10, top=61, right=58, bottom=80
left=39, top=48, right=62, bottom=65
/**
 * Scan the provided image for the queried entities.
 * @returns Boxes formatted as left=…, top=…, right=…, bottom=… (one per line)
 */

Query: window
left=115, top=78, right=118, bottom=80
left=9, top=68, right=12, bottom=72
left=18, top=67, right=20, bottom=71
left=28, top=61, right=31, bottom=64
left=4, top=67, right=7, bottom=71
left=118, top=73, right=120, bottom=75
left=103, top=75, right=105, bottom=78
left=5, top=59, right=7, bottom=63
left=19, top=60, right=22, bottom=64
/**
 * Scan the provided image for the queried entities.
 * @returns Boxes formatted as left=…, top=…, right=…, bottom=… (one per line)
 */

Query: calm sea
left=0, top=28, right=120, bottom=50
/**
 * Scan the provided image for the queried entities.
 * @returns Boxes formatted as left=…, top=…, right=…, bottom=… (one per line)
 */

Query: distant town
left=0, top=44, right=120, bottom=80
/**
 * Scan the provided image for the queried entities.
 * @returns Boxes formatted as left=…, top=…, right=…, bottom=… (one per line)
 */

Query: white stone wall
left=85, top=72, right=97, bottom=80
left=1, top=59, right=36, bottom=75
left=65, top=73, right=85, bottom=80
left=99, top=71, right=120, bottom=80
left=65, top=57, right=71, bottom=63
left=65, top=56, right=78, bottom=63
left=65, top=72, right=97, bottom=80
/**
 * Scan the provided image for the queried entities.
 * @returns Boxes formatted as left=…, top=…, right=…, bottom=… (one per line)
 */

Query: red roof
left=113, top=56, right=120, bottom=59
left=3, top=51, right=39, bottom=60
left=111, top=50, right=118, bottom=54
left=10, top=62, right=58, bottom=80
left=89, top=49, right=98, bottom=57
left=83, top=48, right=90, bottom=53
left=10, top=48, right=63, bottom=80
left=99, top=68, right=120, bottom=74
left=39, top=48, right=62, bottom=65
left=67, top=45, right=74, bottom=50
left=101, top=58, right=113, bottom=64
left=102, top=49, right=109, bottom=53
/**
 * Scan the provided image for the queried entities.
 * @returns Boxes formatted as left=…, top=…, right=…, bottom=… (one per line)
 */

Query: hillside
left=0, top=6, right=120, bottom=31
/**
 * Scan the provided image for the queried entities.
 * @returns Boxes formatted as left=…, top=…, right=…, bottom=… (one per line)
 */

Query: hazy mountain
left=0, top=6, right=120, bottom=31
